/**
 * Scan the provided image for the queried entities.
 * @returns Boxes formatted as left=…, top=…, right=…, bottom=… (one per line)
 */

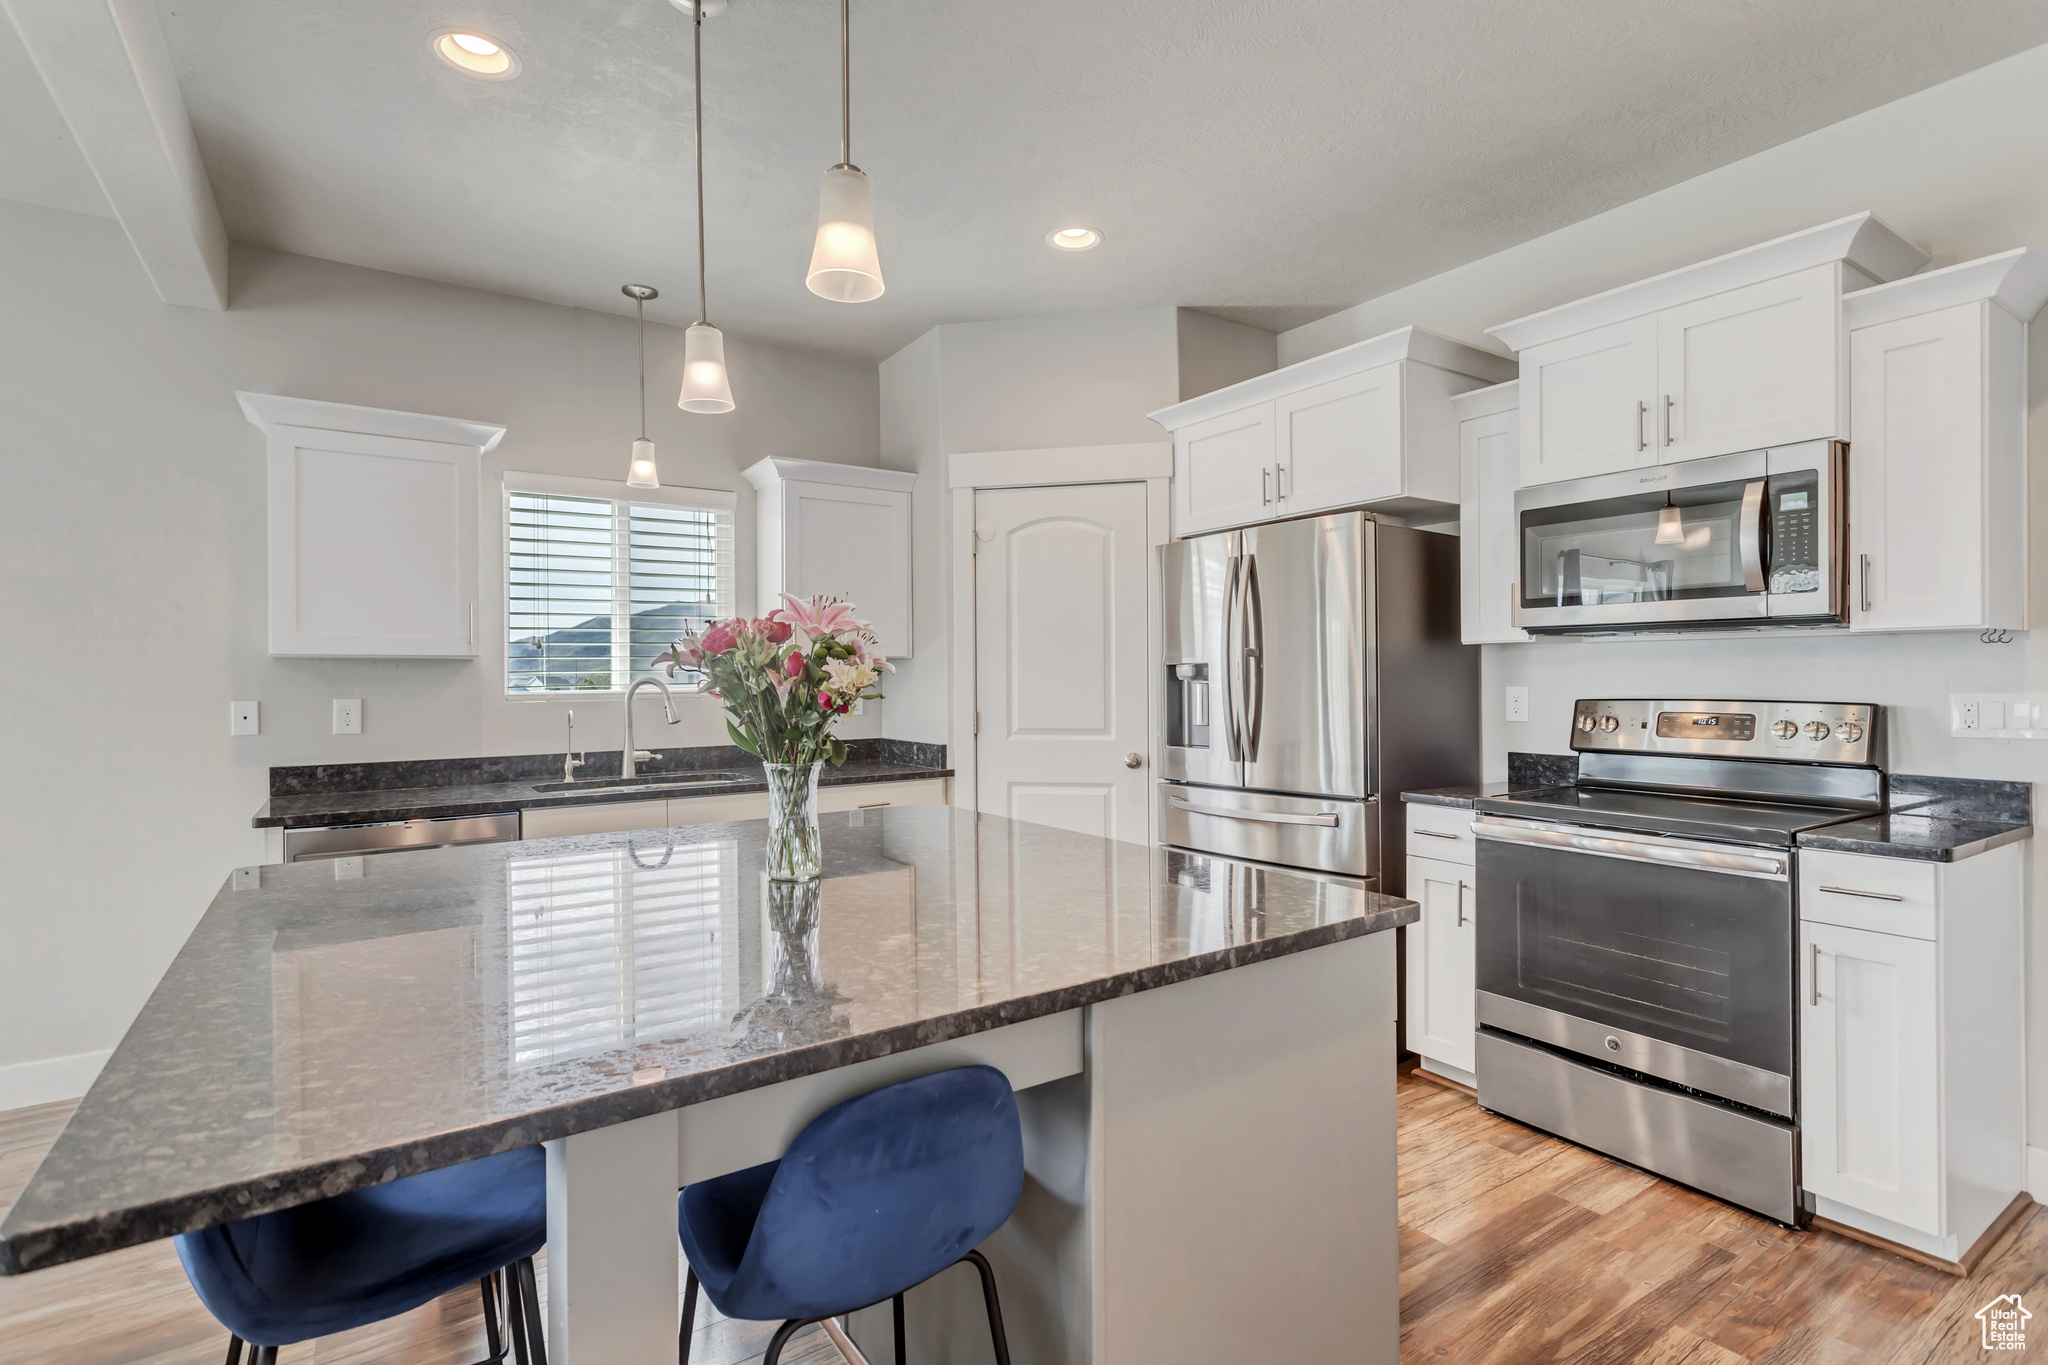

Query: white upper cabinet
left=743, top=458, right=916, bottom=657
left=239, top=392, right=503, bottom=658
left=1452, top=380, right=1526, bottom=643
left=1489, top=213, right=1927, bottom=488
left=1844, top=249, right=2047, bottom=634
left=1150, top=326, right=1515, bottom=537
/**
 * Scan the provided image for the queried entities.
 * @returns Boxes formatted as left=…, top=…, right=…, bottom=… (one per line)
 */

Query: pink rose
left=700, top=622, right=738, bottom=654
left=818, top=689, right=832, bottom=709
left=785, top=652, right=806, bottom=678
left=766, top=620, right=792, bottom=644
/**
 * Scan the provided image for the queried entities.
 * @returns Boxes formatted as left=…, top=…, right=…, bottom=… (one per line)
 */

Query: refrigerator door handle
left=1222, top=551, right=1245, bottom=761
left=1241, top=552, right=1264, bottom=762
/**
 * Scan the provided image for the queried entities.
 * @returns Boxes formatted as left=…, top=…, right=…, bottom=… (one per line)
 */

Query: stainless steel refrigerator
left=1158, top=512, right=1478, bottom=894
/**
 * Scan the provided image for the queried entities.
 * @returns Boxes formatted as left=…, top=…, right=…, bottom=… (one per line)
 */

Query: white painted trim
left=946, top=442, right=1172, bottom=489
left=947, top=454, right=1172, bottom=827
left=2, top=0, right=229, bottom=309
left=237, top=391, right=507, bottom=451
left=0, top=1048, right=111, bottom=1111
left=502, top=469, right=736, bottom=510
left=1486, top=212, right=1927, bottom=352
left=1844, top=248, right=2048, bottom=329
left=2028, top=1146, right=2048, bottom=1202
left=742, top=456, right=916, bottom=494
left=1146, top=327, right=1514, bottom=431
left=1448, top=378, right=1520, bottom=421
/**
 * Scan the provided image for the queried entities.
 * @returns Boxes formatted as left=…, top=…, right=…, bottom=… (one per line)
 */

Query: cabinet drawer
left=1405, top=802, right=1476, bottom=866
left=521, top=799, right=669, bottom=840
left=1798, top=850, right=1937, bottom=940
left=818, top=778, right=949, bottom=813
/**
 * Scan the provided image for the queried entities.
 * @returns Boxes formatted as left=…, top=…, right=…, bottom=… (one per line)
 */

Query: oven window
left=1520, top=477, right=1756, bottom=610
left=1475, top=840, right=1793, bottom=1080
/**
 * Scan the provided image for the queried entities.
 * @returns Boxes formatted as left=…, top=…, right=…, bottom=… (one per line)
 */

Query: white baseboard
left=0, top=1049, right=110, bottom=1112
left=2028, top=1146, right=2048, bottom=1202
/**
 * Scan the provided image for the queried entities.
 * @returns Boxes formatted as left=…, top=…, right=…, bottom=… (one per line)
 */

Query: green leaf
left=828, top=737, right=848, bottom=767
left=726, top=720, right=761, bottom=757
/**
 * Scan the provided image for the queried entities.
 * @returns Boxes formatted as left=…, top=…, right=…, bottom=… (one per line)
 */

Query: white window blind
left=504, top=477, right=734, bottom=693
left=507, top=841, right=741, bottom=1067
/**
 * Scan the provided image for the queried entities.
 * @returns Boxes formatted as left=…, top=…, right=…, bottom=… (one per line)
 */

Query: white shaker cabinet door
left=1458, top=407, right=1527, bottom=643
left=1655, top=264, right=1841, bottom=464
left=1172, top=402, right=1276, bottom=536
left=1517, top=315, right=1658, bottom=487
left=1800, top=919, right=1941, bottom=1235
left=1404, top=854, right=1476, bottom=1075
left=783, top=480, right=913, bottom=657
left=1274, top=363, right=1403, bottom=515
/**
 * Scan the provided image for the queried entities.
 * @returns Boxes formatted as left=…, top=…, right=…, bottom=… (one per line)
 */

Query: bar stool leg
left=505, top=1265, right=532, bottom=1365
left=517, top=1256, right=548, bottom=1365
left=892, top=1293, right=907, bottom=1365
left=960, top=1250, right=1012, bottom=1365
left=761, top=1318, right=809, bottom=1365
left=481, top=1272, right=504, bottom=1363
left=679, top=1269, right=701, bottom=1365
left=223, top=1337, right=245, bottom=1365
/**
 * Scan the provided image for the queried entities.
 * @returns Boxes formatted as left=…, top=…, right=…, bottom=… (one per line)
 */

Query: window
left=503, top=473, right=735, bottom=693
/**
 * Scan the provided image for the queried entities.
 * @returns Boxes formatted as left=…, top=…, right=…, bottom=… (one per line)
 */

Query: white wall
left=1280, top=41, right=2048, bottom=1141
left=0, top=198, right=880, bottom=1101
left=879, top=308, right=1274, bottom=747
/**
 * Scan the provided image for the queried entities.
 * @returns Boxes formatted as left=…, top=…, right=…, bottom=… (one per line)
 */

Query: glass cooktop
left=1473, top=784, right=1870, bottom=848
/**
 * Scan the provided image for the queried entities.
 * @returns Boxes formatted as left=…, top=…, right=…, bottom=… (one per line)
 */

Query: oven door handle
left=1471, top=815, right=1789, bottom=880
left=1739, top=478, right=1768, bottom=593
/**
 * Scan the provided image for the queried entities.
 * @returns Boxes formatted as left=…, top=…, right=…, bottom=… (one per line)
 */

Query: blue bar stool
left=677, top=1065, right=1024, bottom=1365
left=174, top=1145, right=549, bottom=1365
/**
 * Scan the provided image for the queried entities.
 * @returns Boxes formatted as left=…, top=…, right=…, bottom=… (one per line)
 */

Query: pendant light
left=805, top=0, right=884, bottom=303
left=678, top=2, right=736, bottom=413
left=623, top=285, right=661, bottom=488
left=1654, top=494, right=1685, bottom=546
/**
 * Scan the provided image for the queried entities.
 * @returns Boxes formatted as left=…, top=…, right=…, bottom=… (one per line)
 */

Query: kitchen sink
left=532, top=770, right=757, bottom=794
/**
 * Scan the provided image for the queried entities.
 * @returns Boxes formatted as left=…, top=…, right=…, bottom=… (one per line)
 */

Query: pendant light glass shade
left=1654, top=499, right=1685, bottom=545
left=679, top=322, right=735, bottom=413
left=628, top=437, right=660, bottom=488
left=806, top=166, right=884, bottom=303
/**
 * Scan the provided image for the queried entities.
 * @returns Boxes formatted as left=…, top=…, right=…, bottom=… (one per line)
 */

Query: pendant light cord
left=636, top=296, right=648, bottom=440
left=694, top=6, right=709, bottom=325
left=838, top=0, right=851, bottom=169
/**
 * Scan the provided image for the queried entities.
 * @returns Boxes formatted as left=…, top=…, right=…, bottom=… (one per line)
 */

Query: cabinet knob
left=1124, top=752, right=1144, bottom=769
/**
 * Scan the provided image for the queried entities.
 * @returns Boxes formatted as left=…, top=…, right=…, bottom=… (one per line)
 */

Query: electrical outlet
left=333, top=698, right=362, bottom=735
left=1505, top=686, right=1530, bottom=723
left=230, top=700, right=259, bottom=736
left=1960, top=699, right=1980, bottom=732
left=1952, top=692, right=2048, bottom=739
left=232, top=867, right=261, bottom=891
left=332, top=856, right=363, bottom=880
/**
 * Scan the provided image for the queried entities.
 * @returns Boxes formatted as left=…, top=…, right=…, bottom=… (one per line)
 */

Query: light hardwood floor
left=4, top=1077, right=2041, bottom=1363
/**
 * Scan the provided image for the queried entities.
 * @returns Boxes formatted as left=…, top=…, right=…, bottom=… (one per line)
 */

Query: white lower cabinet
left=1797, top=844, right=2026, bottom=1268
left=1405, top=853, right=1476, bottom=1076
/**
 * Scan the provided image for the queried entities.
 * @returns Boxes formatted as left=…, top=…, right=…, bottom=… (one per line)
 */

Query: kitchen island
left=0, top=806, right=1412, bottom=1365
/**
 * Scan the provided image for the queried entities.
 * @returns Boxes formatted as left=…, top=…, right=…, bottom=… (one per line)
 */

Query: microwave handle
left=1739, top=479, right=1768, bottom=592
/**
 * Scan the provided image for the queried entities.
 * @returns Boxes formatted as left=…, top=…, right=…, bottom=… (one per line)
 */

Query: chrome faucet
left=563, top=711, right=585, bottom=782
left=623, top=677, right=681, bottom=778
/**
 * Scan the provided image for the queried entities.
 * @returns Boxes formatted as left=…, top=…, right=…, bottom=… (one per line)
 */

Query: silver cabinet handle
left=1637, top=401, right=1648, bottom=452
left=1277, top=463, right=1289, bottom=499
left=1738, top=479, right=1767, bottom=593
left=1810, top=941, right=1821, bottom=1007
left=1859, top=554, right=1872, bottom=614
left=856, top=801, right=891, bottom=809
left=1124, top=752, right=1143, bottom=769
left=1456, top=880, right=1468, bottom=927
left=1663, top=394, right=1675, bottom=447
left=1261, top=467, right=1271, bottom=505
left=1413, top=828, right=1462, bottom=841
left=1169, top=794, right=1340, bottom=827
left=1817, top=885, right=1904, bottom=902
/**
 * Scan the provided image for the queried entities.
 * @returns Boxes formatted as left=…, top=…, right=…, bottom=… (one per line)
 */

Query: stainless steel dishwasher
left=281, top=813, right=521, bottom=862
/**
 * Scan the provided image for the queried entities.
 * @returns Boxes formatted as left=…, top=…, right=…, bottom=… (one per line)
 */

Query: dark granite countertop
left=253, top=759, right=953, bottom=830
left=1796, top=814, right=2032, bottom=862
left=1401, top=781, right=1566, bottom=810
left=0, top=805, right=1414, bottom=1275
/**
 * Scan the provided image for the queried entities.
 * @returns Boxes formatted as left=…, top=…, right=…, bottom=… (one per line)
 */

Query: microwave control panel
left=1570, top=698, right=1881, bottom=766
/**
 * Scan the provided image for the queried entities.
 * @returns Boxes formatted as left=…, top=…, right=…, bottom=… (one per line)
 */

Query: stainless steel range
left=1470, top=698, right=1884, bottom=1224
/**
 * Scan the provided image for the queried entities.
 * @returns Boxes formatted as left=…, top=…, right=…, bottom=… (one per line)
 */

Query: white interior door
left=975, top=482, right=1152, bottom=843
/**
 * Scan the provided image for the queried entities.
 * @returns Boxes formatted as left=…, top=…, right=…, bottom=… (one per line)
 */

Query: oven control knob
left=1771, top=720, right=1798, bottom=740
left=1576, top=714, right=1598, bottom=733
left=1604, top=1036, right=1621, bottom=1052
left=1597, top=715, right=1620, bottom=733
left=1804, top=721, right=1832, bottom=741
left=1837, top=721, right=1864, bottom=743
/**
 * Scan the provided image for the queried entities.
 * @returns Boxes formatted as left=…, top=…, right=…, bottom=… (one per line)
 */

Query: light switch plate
left=333, top=698, right=362, bottom=735
left=230, top=700, right=259, bottom=736
left=1505, top=686, right=1530, bottom=723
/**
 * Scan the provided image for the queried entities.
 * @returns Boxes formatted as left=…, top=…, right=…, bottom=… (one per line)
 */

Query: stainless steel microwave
left=1514, top=440, right=1845, bottom=633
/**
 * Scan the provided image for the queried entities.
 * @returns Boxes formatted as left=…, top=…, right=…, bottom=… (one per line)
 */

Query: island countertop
left=0, top=805, right=1413, bottom=1276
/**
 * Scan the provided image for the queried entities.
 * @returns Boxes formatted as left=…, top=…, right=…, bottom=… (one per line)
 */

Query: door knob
left=1124, top=752, right=1144, bottom=769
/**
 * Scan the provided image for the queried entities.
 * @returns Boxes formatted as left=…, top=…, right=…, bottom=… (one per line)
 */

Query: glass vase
left=763, top=761, right=824, bottom=880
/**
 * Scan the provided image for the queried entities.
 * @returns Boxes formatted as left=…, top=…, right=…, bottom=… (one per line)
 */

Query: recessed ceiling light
left=1047, top=227, right=1102, bottom=251
left=432, top=29, right=520, bottom=79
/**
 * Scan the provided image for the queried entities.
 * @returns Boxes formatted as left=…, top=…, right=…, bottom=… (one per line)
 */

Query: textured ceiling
left=57, top=4, right=2048, bottom=355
